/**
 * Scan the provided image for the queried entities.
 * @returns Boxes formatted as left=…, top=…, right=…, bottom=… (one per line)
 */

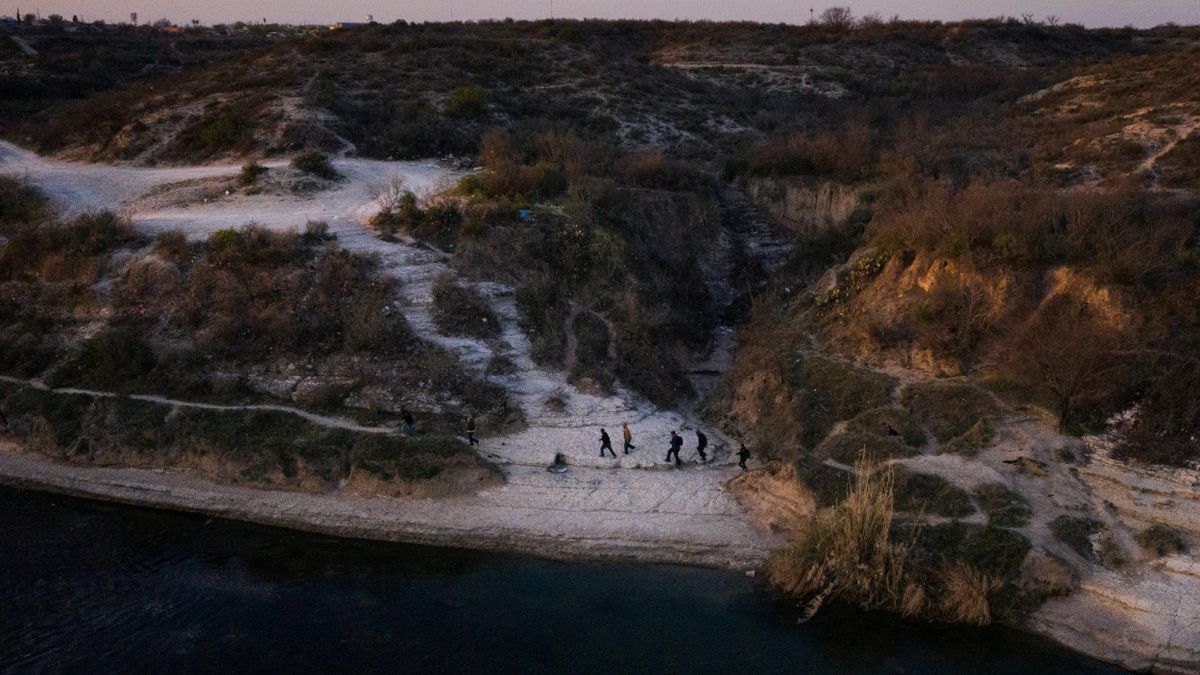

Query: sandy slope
left=0, top=142, right=783, bottom=567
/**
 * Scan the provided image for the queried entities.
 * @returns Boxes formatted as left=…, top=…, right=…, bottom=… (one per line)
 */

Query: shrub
left=768, top=459, right=913, bottom=614
left=352, top=433, right=478, bottom=482
left=1050, top=515, right=1104, bottom=560
left=544, top=387, right=568, bottom=412
left=1115, top=360, right=1200, bottom=467
left=1006, top=294, right=1130, bottom=431
left=53, top=211, right=143, bottom=257
left=302, top=220, right=334, bottom=244
left=430, top=273, right=500, bottom=339
left=516, top=275, right=570, bottom=368
left=47, top=327, right=156, bottom=390
left=0, top=211, right=143, bottom=282
left=238, top=161, right=268, bottom=186
left=291, top=151, right=341, bottom=180
left=816, top=431, right=917, bottom=464
left=570, top=311, right=612, bottom=384
left=901, top=382, right=999, bottom=443
left=913, top=522, right=1032, bottom=581
left=892, top=469, right=975, bottom=518
left=1135, top=524, right=1187, bottom=558
left=747, top=120, right=873, bottom=181
left=787, top=353, right=897, bottom=449
left=973, top=483, right=1032, bottom=527
left=206, top=225, right=302, bottom=267
left=845, top=406, right=927, bottom=448
left=445, top=84, right=487, bottom=118
left=939, top=563, right=1001, bottom=625
left=616, top=150, right=711, bottom=192
left=0, top=176, right=50, bottom=232
left=154, top=230, right=190, bottom=263
left=940, top=419, right=995, bottom=456
left=794, top=455, right=855, bottom=507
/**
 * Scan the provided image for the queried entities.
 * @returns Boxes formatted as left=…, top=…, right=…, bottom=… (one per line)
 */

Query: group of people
left=463, top=415, right=752, bottom=471
left=599, top=425, right=751, bottom=470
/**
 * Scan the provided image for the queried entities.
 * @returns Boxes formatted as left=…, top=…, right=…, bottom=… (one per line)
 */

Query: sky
left=11, top=0, right=1200, bottom=29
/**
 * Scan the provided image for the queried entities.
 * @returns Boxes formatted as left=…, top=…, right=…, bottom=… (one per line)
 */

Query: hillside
left=2, top=17, right=1200, bottom=672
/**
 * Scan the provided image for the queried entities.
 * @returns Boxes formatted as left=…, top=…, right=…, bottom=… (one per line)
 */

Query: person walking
left=466, top=416, right=479, bottom=446
left=665, top=431, right=683, bottom=466
left=599, top=428, right=616, bottom=458
left=401, top=407, right=416, bottom=436
left=695, top=430, right=708, bottom=463
left=622, top=423, right=635, bottom=454
left=737, top=444, right=751, bottom=471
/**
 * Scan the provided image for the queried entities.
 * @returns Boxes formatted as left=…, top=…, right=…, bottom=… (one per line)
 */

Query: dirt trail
left=0, top=142, right=778, bottom=565
left=1137, top=117, right=1199, bottom=178
left=0, top=375, right=395, bottom=434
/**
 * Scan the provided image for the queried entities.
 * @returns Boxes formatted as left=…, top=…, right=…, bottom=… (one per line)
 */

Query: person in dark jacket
left=666, top=431, right=683, bottom=466
left=466, top=416, right=479, bottom=446
left=695, top=430, right=708, bottom=462
left=622, top=423, right=635, bottom=454
left=599, top=428, right=616, bottom=458
left=737, top=444, right=751, bottom=471
left=401, top=407, right=416, bottom=436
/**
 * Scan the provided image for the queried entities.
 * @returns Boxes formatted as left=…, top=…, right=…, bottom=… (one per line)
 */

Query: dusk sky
left=15, top=1, right=1200, bottom=28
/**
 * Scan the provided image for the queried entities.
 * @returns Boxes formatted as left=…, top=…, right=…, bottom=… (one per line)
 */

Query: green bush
left=795, top=455, right=855, bottom=507
left=238, top=161, right=268, bottom=186
left=1135, top=524, right=1187, bottom=558
left=445, top=84, right=487, bottom=118
left=154, top=230, right=191, bottom=263
left=941, top=419, right=996, bottom=456
left=48, top=327, right=156, bottom=390
left=816, top=431, right=917, bottom=464
left=901, top=382, right=999, bottom=443
left=291, top=151, right=341, bottom=180
left=973, top=483, right=1031, bottom=527
left=787, top=353, right=896, bottom=449
left=430, top=273, right=501, bottom=339
left=1050, top=515, right=1104, bottom=560
left=352, top=433, right=477, bottom=482
left=0, top=176, right=50, bottom=233
left=571, top=311, right=612, bottom=384
left=913, top=522, right=1031, bottom=581
left=893, top=469, right=975, bottom=518
left=845, top=406, right=927, bottom=448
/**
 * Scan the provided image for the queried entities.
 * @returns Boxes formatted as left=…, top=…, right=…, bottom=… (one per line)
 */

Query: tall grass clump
left=769, top=456, right=1008, bottom=624
left=768, top=457, right=916, bottom=616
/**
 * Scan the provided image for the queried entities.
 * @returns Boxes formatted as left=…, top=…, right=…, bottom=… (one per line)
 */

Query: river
left=0, top=486, right=1122, bottom=674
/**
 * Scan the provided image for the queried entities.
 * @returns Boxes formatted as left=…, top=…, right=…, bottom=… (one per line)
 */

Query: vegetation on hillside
left=0, top=180, right=510, bottom=448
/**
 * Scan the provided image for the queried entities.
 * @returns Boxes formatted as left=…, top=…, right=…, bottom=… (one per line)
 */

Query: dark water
left=0, top=487, right=1122, bottom=674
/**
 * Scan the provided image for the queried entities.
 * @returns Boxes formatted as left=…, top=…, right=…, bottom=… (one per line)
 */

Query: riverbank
left=5, top=444, right=1200, bottom=672
left=0, top=445, right=778, bottom=570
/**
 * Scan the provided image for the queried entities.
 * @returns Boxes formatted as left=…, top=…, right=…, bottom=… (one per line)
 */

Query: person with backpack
left=622, top=423, right=635, bottom=454
left=466, top=416, right=479, bottom=446
left=666, top=431, right=683, bottom=466
left=401, top=407, right=416, bottom=436
left=695, top=430, right=708, bottom=463
left=599, top=428, right=616, bottom=458
left=737, top=444, right=751, bottom=471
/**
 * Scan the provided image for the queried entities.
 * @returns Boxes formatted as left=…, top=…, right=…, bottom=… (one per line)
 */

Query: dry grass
left=768, top=458, right=915, bottom=615
left=1135, top=524, right=1187, bottom=558
left=939, top=562, right=1000, bottom=625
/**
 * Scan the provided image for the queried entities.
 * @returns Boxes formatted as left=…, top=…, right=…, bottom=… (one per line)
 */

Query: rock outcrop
left=744, top=176, right=860, bottom=236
